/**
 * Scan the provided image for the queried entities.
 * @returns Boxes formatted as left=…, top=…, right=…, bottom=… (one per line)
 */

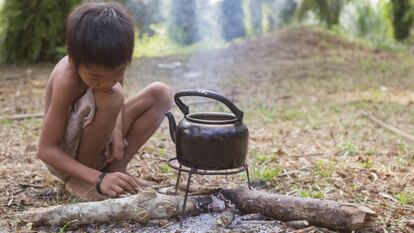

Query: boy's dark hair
left=66, top=2, right=134, bottom=69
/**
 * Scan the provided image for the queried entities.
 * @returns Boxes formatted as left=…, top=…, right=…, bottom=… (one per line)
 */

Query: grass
left=340, top=140, right=358, bottom=156
left=159, top=163, right=170, bottom=173
left=313, top=160, right=336, bottom=179
left=280, top=109, right=307, bottom=121
left=0, top=119, right=12, bottom=125
left=253, top=166, right=283, bottom=182
left=394, top=191, right=414, bottom=205
left=299, top=190, right=324, bottom=199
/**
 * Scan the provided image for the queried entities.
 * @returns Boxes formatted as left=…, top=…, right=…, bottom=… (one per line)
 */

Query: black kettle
left=165, top=89, right=249, bottom=170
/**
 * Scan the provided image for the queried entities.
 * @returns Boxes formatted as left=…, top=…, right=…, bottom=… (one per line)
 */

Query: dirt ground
left=1, top=27, right=414, bottom=232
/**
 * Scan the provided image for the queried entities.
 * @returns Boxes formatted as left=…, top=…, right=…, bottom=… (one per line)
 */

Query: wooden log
left=17, top=189, right=224, bottom=227
left=17, top=188, right=376, bottom=232
left=222, top=188, right=376, bottom=232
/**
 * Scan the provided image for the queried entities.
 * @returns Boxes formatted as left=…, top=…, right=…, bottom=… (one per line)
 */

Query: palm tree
left=389, top=0, right=413, bottom=40
left=168, top=0, right=200, bottom=45
left=220, top=0, right=245, bottom=41
left=1, top=0, right=81, bottom=63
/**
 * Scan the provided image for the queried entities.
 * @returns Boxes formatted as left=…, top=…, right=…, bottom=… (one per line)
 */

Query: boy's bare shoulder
left=49, top=56, right=87, bottom=102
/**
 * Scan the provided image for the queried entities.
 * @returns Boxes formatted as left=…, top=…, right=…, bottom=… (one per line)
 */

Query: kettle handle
left=174, top=89, right=244, bottom=121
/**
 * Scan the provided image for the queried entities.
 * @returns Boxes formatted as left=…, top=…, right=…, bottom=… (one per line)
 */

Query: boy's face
left=77, top=63, right=126, bottom=91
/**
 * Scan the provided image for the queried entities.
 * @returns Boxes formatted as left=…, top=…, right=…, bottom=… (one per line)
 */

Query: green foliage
left=0, top=0, right=81, bottom=63
left=341, top=1, right=390, bottom=38
left=298, top=0, right=350, bottom=28
left=300, top=190, right=324, bottom=198
left=360, top=158, right=373, bottom=169
left=254, top=166, right=282, bottom=181
left=393, top=191, right=414, bottom=205
left=133, top=26, right=228, bottom=57
left=313, top=159, right=336, bottom=178
left=341, top=140, right=357, bottom=156
left=159, top=163, right=170, bottom=173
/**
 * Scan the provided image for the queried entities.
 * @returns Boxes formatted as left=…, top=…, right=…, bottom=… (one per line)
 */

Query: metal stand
left=167, top=157, right=251, bottom=227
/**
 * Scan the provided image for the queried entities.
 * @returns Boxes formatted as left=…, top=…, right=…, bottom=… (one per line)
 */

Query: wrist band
left=96, top=172, right=107, bottom=195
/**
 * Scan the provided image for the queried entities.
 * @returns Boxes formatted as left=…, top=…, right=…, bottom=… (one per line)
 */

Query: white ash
left=38, top=214, right=297, bottom=233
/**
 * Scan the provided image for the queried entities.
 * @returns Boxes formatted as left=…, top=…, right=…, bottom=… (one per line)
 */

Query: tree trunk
left=391, top=0, right=413, bottom=41
left=169, top=0, right=200, bottom=45
left=222, top=188, right=376, bottom=232
left=220, top=0, right=245, bottom=41
left=17, top=188, right=375, bottom=231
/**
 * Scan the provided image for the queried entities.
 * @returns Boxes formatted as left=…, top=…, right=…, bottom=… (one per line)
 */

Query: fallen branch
left=17, top=188, right=376, bottom=232
left=362, top=113, right=414, bottom=142
left=17, top=189, right=224, bottom=227
left=222, top=188, right=376, bottom=232
left=0, top=113, right=43, bottom=121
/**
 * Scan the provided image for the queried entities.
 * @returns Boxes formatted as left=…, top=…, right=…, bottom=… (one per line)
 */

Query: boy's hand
left=99, top=172, right=139, bottom=197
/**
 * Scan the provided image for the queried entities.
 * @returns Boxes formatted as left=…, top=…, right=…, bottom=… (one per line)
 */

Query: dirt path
left=1, top=27, right=414, bottom=232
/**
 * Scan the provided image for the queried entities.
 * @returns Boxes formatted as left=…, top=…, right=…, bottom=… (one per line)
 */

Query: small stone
left=407, top=219, right=414, bottom=228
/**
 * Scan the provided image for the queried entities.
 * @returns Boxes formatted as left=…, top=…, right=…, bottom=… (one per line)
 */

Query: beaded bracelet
left=96, top=172, right=108, bottom=195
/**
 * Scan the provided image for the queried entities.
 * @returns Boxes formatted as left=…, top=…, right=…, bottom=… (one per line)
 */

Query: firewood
left=222, top=188, right=376, bottom=232
left=17, top=188, right=376, bottom=232
left=17, top=189, right=225, bottom=227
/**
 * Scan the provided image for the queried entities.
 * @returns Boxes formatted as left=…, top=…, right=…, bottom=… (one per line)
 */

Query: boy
left=37, top=2, right=172, bottom=201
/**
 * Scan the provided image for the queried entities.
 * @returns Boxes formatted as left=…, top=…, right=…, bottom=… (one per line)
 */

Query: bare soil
left=1, top=27, right=414, bottom=232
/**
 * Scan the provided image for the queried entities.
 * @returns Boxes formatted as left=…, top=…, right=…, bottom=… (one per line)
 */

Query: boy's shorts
left=46, top=88, right=110, bottom=181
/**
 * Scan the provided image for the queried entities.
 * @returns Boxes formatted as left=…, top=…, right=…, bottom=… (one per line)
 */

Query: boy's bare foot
left=65, top=177, right=106, bottom=201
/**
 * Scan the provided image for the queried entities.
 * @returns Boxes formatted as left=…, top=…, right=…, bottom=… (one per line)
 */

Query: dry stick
left=0, top=113, right=43, bottom=121
left=362, top=113, right=414, bottom=142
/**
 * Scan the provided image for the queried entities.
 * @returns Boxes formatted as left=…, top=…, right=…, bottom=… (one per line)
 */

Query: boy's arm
left=38, top=76, right=102, bottom=185
left=107, top=78, right=125, bottom=163
left=108, top=106, right=125, bottom=163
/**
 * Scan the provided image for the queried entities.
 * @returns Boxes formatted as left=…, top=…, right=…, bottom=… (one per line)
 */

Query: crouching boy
left=37, top=2, right=172, bottom=201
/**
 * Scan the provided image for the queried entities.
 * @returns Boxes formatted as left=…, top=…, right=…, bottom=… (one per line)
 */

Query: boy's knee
left=94, top=83, right=124, bottom=111
left=147, top=82, right=173, bottom=110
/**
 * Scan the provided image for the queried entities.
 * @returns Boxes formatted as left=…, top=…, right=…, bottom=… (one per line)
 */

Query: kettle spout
left=165, top=112, right=177, bottom=143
